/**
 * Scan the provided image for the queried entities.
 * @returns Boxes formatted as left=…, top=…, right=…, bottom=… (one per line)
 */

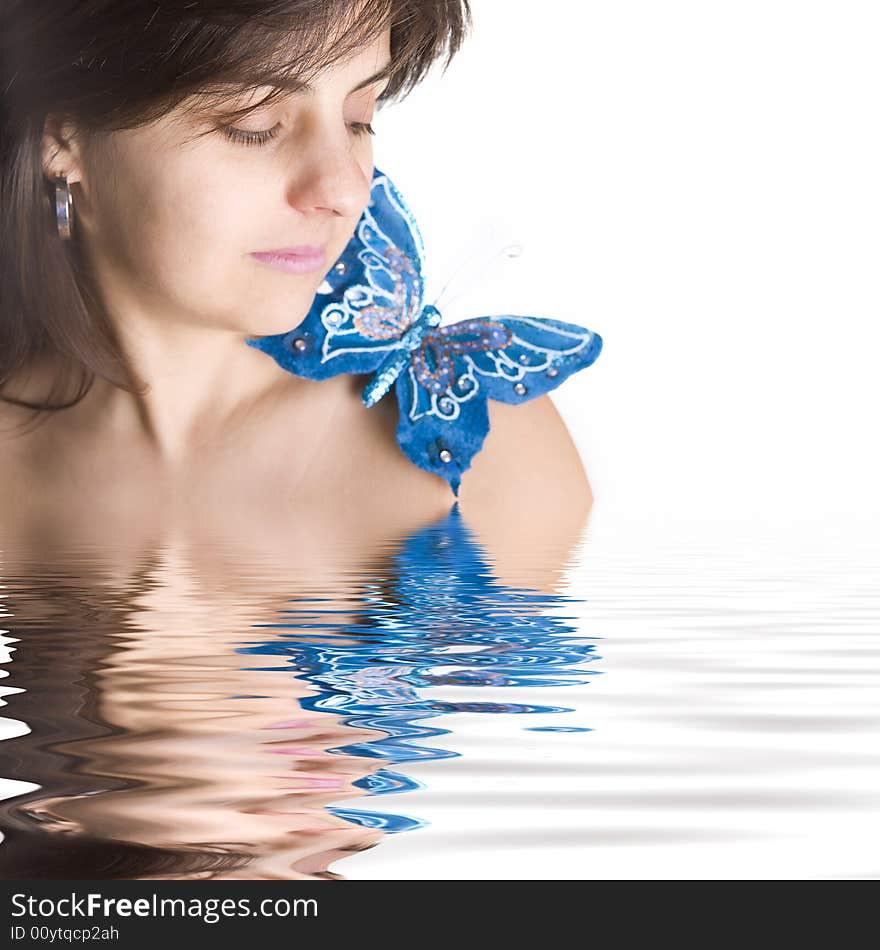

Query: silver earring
left=54, top=174, right=74, bottom=240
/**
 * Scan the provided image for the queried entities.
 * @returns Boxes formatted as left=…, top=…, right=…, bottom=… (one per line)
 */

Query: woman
left=0, top=0, right=591, bottom=542
left=0, top=0, right=594, bottom=881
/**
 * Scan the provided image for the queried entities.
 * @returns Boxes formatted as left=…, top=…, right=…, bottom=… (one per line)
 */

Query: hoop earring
left=55, top=174, right=74, bottom=240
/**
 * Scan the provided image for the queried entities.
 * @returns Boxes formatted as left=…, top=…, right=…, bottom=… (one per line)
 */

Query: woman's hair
left=0, top=0, right=471, bottom=428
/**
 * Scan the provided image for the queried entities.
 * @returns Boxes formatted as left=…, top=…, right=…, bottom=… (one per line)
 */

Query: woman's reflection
left=0, top=489, right=594, bottom=880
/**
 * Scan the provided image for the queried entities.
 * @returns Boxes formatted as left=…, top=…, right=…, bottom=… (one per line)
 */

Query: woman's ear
left=40, top=113, right=84, bottom=184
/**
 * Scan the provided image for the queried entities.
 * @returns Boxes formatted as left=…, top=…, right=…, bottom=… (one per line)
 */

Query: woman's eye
left=219, top=120, right=375, bottom=147
left=219, top=123, right=281, bottom=147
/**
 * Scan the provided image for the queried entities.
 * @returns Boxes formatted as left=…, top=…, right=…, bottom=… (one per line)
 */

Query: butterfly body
left=246, top=169, right=603, bottom=496
left=361, top=304, right=442, bottom=408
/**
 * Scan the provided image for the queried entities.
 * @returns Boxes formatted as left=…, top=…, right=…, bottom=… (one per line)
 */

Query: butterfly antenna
left=430, top=227, right=525, bottom=316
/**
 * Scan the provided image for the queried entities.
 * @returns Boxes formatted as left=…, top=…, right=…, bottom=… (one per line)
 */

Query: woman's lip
left=256, top=245, right=324, bottom=256
left=249, top=247, right=326, bottom=274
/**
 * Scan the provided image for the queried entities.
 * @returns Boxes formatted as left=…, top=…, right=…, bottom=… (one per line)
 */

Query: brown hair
left=0, top=0, right=471, bottom=430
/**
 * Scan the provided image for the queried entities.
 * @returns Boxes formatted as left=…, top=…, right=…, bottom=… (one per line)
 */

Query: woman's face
left=55, top=28, right=391, bottom=337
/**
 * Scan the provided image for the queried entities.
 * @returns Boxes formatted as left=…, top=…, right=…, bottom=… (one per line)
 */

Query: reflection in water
left=241, top=504, right=599, bottom=835
left=0, top=503, right=596, bottom=879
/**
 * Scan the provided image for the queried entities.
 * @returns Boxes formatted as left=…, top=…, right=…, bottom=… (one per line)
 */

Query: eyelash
left=220, top=121, right=375, bottom=147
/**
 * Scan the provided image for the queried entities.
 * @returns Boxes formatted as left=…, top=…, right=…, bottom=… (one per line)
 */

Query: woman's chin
left=242, top=308, right=313, bottom=338
left=238, top=287, right=323, bottom=337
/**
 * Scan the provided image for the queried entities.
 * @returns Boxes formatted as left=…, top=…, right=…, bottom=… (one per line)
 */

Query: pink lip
left=250, top=245, right=326, bottom=274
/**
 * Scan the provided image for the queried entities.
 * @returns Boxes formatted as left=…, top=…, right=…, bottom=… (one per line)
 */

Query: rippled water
left=1, top=505, right=878, bottom=879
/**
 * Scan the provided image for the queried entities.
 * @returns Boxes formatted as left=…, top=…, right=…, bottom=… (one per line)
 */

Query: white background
left=374, top=0, right=880, bottom=534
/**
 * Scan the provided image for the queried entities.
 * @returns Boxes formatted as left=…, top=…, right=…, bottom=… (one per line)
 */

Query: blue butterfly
left=245, top=167, right=603, bottom=496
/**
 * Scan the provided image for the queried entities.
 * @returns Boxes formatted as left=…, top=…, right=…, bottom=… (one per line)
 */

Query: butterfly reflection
left=240, top=501, right=603, bottom=838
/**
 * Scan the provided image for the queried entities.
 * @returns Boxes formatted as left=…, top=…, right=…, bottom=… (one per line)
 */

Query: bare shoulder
left=0, top=360, right=61, bottom=508
left=459, top=395, right=592, bottom=510
left=0, top=397, right=33, bottom=452
left=0, top=375, right=48, bottom=449
left=0, top=355, right=60, bottom=431
left=454, top=396, right=594, bottom=581
left=0, top=409, right=33, bottom=527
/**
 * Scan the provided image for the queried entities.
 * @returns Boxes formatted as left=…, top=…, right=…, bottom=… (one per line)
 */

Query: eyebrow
left=244, top=59, right=393, bottom=97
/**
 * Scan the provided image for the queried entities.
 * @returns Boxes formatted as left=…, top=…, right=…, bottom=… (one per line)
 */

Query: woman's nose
left=285, top=133, right=371, bottom=220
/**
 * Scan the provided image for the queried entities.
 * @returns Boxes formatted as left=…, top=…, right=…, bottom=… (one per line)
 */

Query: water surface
left=1, top=506, right=877, bottom=879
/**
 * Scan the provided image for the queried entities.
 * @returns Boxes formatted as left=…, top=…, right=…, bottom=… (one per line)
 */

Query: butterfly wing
left=456, top=315, right=603, bottom=402
left=394, top=315, right=603, bottom=495
left=245, top=166, right=426, bottom=379
left=394, top=357, right=490, bottom=498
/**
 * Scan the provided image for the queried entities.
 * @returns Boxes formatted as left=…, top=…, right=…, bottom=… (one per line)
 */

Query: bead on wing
left=244, top=167, right=426, bottom=380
